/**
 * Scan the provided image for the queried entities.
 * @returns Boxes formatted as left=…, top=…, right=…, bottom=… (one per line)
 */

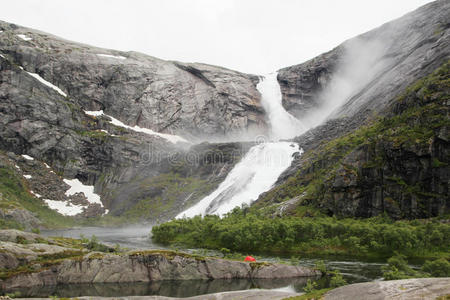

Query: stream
left=26, top=226, right=388, bottom=298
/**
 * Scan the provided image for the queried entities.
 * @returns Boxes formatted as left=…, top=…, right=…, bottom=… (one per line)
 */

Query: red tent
left=244, top=256, right=256, bottom=262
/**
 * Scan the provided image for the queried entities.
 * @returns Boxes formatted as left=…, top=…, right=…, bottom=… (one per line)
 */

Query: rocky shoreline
left=0, top=230, right=320, bottom=291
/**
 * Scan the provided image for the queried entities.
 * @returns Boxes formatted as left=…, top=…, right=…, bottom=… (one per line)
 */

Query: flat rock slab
left=324, top=278, right=450, bottom=300
left=16, top=289, right=302, bottom=300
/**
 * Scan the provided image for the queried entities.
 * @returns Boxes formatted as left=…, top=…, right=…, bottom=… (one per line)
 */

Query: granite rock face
left=0, top=21, right=265, bottom=141
left=0, top=34, right=254, bottom=221
left=278, top=0, right=450, bottom=126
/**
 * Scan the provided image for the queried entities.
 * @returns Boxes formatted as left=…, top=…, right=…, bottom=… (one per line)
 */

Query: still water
left=26, top=226, right=386, bottom=298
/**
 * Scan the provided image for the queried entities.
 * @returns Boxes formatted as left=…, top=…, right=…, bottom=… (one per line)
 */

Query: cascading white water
left=176, top=72, right=305, bottom=218
left=257, top=72, right=307, bottom=140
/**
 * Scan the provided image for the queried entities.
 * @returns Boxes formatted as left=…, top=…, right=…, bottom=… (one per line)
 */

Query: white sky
left=1, top=0, right=433, bottom=74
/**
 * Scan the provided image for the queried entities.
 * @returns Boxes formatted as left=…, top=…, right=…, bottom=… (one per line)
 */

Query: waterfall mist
left=300, top=37, right=391, bottom=128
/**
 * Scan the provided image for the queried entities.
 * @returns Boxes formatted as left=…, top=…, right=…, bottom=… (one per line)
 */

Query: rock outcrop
left=323, top=277, right=450, bottom=300
left=0, top=230, right=320, bottom=291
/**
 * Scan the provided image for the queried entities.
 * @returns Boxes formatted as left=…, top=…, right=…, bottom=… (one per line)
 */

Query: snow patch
left=30, top=191, right=42, bottom=198
left=23, top=174, right=32, bottom=179
left=84, top=110, right=188, bottom=144
left=22, top=154, right=34, bottom=160
left=44, top=163, right=51, bottom=169
left=44, top=199, right=84, bottom=216
left=84, top=110, right=104, bottom=117
left=97, top=54, right=126, bottom=60
left=63, top=178, right=103, bottom=206
left=17, top=34, right=32, bottom=41
left=0, top=54, right=4, bottom=59
left=24, top=70, right=67, bottom=97
left=15, top=165, right=20, bottom=170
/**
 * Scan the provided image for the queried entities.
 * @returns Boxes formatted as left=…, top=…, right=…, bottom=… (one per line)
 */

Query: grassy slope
left=0, top=162, right=76, bottom=229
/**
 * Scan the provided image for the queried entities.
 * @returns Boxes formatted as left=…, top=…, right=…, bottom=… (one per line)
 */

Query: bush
left=151, top=209, right=450, bottom=259
left=329, top=270, right=347, bottom=288
left=422, top=258, right=450, bottom=277
left=382, top=254, right=421, bottom=280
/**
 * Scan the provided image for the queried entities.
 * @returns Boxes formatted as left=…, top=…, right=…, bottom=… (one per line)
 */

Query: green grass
left=0, top=163, right=76, bottom=229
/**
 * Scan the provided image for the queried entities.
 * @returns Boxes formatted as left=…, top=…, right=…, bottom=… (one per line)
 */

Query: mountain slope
left=0, top=23, right=262, bottom=225
left=278, top=0, right=449, bottom=128
left=0, top=20, right=266, bottom=141
left=256, top=61, right=449, bottom=219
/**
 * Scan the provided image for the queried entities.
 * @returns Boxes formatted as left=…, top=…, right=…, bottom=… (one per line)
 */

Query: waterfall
left=176, top=72, right=304, bottom=218
left=257, top=72, right=307, bottom=140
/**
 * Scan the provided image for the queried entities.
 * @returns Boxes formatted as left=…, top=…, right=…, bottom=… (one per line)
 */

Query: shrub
left=422, top=258, right=450, bottom=277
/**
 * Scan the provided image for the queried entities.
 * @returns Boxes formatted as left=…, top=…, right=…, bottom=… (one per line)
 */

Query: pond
left=27, top=226, right=387, bottom=298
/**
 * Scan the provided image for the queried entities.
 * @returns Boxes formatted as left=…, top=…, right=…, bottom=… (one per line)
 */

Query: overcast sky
left=2, top=0, right=433, bottom=74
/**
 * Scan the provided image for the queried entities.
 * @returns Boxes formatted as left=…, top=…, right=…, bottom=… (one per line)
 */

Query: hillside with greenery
left=256, top=61, right=449, bottom=219
left=152, top=62, right=450, bottom=268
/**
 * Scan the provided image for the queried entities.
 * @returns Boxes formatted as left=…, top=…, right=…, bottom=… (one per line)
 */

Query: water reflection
left=38, top=226, right=386, bottom=297
left=7, top=277, right=316, bottom=298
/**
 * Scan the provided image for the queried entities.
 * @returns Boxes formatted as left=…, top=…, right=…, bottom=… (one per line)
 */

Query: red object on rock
left=244, top=256, right=256, bottom=262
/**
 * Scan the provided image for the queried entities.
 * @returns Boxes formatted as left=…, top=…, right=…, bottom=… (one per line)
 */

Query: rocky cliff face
left=257, top=62, right=449, bottom=219
left=278, top=0, right=449, bottom=127
left=0, top=21, right=265, bottom=224
left=0, top=0, right=449, bottom=226
left=254, top=0, right=450, bottom=219
left=0, top=21, right=266, bottom=140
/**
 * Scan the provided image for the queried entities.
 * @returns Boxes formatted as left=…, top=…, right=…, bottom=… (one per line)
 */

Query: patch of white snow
left=63, top=178, right=103, bottom=206
left=23, top=174, right=32, bottom=179
left=44, top=199, right=84, bottom=216
left=24, top=70, right=67, bottom=97
left=97, top=54, right=126, bottom=60
left=30, top=191, right=42, bottom=198
left=17, top=34, right=32, bottom=41
left=21, top=154, right=34, bottom=160
left=84, top=110, right=188, bottom=144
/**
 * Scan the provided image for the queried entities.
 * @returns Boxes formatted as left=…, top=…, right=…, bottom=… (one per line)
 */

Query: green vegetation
left=284, top=270, right=345, bottom=300
left=152, top=208, right=450, bottom=260
left=382, top=254, right=450, bottom=279
left=115, top=172, right=215, bottom=221
left=256, top=61, right=449, bottom=218
left=0, top=164, right=76, bottom=229
left=284, top=288, right=331, bottom=300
